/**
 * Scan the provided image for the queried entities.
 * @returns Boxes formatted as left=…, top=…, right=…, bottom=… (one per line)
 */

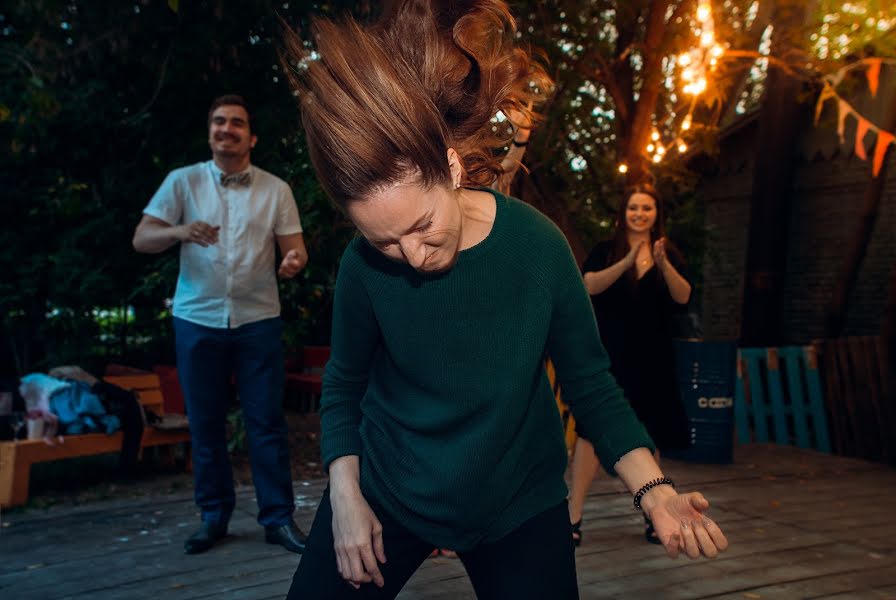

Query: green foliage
left=11, top=1, right=881, bottom=370
left=0, top=0, right=362, bottom=373
left=226, top=407, right=247, bottom=453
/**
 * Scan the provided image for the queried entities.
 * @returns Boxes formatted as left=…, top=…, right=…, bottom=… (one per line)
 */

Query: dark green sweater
left=320, top=190, right=653, bottom=551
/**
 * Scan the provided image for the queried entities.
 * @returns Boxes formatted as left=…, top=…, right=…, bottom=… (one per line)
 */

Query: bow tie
left=220, top=171, right=251, bottom=187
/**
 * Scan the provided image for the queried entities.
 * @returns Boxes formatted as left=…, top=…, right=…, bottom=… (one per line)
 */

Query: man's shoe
left=184, top=521, right=228, bottom=554
left=265, top=520, right=307, bottom=554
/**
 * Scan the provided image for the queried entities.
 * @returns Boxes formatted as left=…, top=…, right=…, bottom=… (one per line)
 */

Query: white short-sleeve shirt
left=143, top=160, right=303, bottom=329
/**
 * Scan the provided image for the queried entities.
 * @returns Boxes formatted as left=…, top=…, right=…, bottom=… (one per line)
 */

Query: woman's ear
left=447, top=148, right=464, bottom=189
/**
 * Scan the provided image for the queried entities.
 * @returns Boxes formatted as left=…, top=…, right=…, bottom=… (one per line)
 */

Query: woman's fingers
left=347, top=549, right=373, bottom=585
left=663, top=531, right=681, bottom=559
left=335, top=549, right=344, bottom=578
left=692, top=520, right=719, bottom=558
left=360, top=545, right=385, bottom=588
left=680, top=519, right=701, bottom=559
left=688, top=492, right=709, bottom=511
left=702, top=516, right=729, bottom=551
left=373, top=523, right=387, bottom=564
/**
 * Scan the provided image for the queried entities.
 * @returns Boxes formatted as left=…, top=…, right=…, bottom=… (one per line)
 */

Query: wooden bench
left=0, top=374, right=191, bottom=508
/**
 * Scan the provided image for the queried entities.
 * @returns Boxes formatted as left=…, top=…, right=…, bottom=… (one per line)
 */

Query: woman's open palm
left=649, top=492, right=729, bottom=559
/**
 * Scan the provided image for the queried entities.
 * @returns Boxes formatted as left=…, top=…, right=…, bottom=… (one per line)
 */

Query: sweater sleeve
left=543, top=230, right=654, bottom=475
left=319, top=240, right=381, bottom=471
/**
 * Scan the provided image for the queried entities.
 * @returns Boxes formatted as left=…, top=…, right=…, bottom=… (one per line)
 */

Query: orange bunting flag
left=837, top=100, right=851, bottom=143
left=872, top=130, right=894, bottom=177
left=866, top=59, right=882, bottom=97
left=855, top=118, right=870, bottom=160
left=814, top=85, right=836, bottom=125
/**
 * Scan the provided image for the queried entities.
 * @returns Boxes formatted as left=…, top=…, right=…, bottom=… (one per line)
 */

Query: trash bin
left=664, top=339, right=737, bottom=464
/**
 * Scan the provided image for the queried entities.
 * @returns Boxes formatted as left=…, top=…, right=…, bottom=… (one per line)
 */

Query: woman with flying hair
left=282, top=2, right=727, bottom=598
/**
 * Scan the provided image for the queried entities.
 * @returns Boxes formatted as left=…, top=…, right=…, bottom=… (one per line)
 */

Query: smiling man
left=132, top=95, right=309, bottom=555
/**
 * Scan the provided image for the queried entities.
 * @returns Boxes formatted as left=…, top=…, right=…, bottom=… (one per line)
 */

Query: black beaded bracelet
left=511, top=139, right=529, bottom=147
left=633, top=477, right=675, bottom=511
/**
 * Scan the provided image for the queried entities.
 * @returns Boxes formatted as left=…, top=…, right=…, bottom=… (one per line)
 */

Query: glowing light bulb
left=647, top=143, right=656, bottom=153
left=656, top=145, right=666, bottom=155
left=678, top=142, right=688, bottom=153
left=697, top=4, right=711, bottom=21
left=682, top=68, right=695, bottom=82
left=711, top=44, right=724, bottom=58
left=652, top=154, right=662, bottom=163
left=682, top=118, right=691, bottom=131
left=618, top=163, right=628, bottom=174
left=651, top=131, right=660, bottom=141
left=678, top=53, right=692, bottom=67
left=701, top=31, right=714, bottom=47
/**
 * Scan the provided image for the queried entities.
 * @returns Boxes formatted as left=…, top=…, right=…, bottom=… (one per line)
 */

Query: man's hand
left=278, top=249, right=304, bottom=279
left=178, top=221, right=220, bottom=247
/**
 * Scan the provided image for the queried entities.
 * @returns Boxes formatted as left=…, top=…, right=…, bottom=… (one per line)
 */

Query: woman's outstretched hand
left=647, top=491, right=728, bottom=559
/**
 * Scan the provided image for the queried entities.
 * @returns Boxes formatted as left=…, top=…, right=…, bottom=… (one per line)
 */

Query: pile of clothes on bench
left=15, top=366, right=145, bottom=471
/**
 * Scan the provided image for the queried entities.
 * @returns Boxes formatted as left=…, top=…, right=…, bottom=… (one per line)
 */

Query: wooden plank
left=847, top=337, right=879, bottom=460
left=781, top=347, right=811, bottom=448
left=706, top=564, right=896, bottom=599
left=859, top=336, right=889, bottom=463
left=743, top=349, right=771, bottom=442
left=2, top=445, right=895, bottom=599
left=733, top=355, right=752, bottom=444
left=764, top=348, right=791, bottom=445
left=103, top=374, right=162, bottom=391
left=870, top=336, right=896, bottom=463
left=820, top=340, right=848, bottom=455
left=836, top=339, right=863, bottom=457
left=803, top=344, right=832, bottom=453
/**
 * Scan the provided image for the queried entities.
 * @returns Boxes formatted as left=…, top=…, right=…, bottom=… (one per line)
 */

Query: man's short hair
left=207, top=95, right=252, bottom=132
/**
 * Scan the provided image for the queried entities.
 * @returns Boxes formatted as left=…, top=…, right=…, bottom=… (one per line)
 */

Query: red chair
left=152, top=365, right=186, bottom=415
left=285, top=346, right=330, bottom=412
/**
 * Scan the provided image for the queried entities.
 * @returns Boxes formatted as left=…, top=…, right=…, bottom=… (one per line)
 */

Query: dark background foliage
left=0, top=0, right=738, bottom=374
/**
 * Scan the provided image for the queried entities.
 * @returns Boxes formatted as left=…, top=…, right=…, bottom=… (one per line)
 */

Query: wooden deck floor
left=1, top=444, right=895, bottom=600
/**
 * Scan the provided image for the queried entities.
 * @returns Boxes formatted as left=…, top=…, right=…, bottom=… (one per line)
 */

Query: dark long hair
left=281, top=0, right=551, bottom=209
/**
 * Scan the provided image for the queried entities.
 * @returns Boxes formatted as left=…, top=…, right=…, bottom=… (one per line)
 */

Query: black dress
left=581, top=240, right=690, bottom=451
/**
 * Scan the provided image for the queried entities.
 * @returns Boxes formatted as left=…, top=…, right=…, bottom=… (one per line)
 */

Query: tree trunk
left=823, top=102, right=896, bottom=338
left=515, top=170, right=588, bottom=264
left=623, top=0, right=671, bottom=185
left=739, top=2, right=808, bottom=346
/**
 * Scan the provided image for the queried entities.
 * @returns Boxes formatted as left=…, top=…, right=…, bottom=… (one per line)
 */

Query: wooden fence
left=818, top=335, right=896, bottom=464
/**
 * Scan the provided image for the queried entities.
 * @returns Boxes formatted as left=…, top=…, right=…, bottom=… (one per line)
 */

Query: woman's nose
left=399, top=239, right=426, bottom=268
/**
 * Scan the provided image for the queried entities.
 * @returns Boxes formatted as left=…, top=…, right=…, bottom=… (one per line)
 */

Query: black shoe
left=184, top=521, right=228, bottom=554
left=265, top=520, right=307, bottom=554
